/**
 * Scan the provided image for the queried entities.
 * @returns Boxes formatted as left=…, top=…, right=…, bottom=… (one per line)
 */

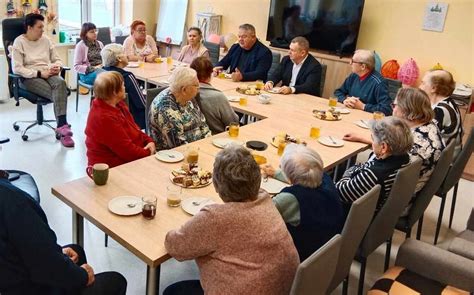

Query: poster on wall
left=422, top=2, right=449, bottom=32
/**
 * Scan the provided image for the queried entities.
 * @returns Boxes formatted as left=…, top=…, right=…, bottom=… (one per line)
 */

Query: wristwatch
left=37, top=70, right=41, bottom=78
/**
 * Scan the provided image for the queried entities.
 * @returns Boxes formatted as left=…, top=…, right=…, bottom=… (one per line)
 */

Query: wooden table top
left=124, top=60, right=186, bottom=80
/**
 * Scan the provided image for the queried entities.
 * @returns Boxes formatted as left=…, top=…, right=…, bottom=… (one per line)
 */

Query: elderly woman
left=190, top=57, right=238, bottom=134
left=73, top=22, right=104, bottom=85
left=260, top=144, right=344, bottom=261
left=336, top=116, right=413, bottom=214
left=177, top=27, right=209, bottom=64
left=149, top=67, right=211, bottom=150
left=101, top=43, right=146, bottom=129
left=164, top=145, right=299, bottom=295
left=419, top=70, right=462, bottom=156
left=123, top=20, right=158, bottom=62
left=85, top=71, right=155, bottom=168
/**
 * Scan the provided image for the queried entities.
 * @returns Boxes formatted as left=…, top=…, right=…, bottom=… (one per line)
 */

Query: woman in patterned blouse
left=149, top=67, right=211, bottom=150
left=123, top=20, right=158, bottom=62
left=74, top=22, right=104, bottom=85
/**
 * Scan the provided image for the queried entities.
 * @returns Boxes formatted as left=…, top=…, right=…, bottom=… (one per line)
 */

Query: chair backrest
left=358, top=158, right=422, bottom=257
left=439, top=127, right=474, bottom=194
left=203, top=41, right=220, bottom=65
left=2, top=17, right=25, bottom=89
left=146, top=86, right=167, bottom=134
left=386, top=78, right=402, bottom=102
left=328, top=185, right=380, bottom=292
left=115, top=35, right=128, bottom=45
left=319, top=63, right=327, bottom=97
left=97, top=27, right=112, bottom=45
left=407, top=140, right=456, bottom=225
left=267, top=51, right=281, bottom=81
left=290, top=234, right=342, bottom=295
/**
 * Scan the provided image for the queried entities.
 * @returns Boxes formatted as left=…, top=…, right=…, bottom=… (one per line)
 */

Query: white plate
left=212, top=138, right=244, bottom=148
left=108, top=196, right=142, bottom=216
left=126, top=63, right=139, bottom=68
left=226, top=95, right=240, bottom=102
left=224, top=73, right=232, bottom=79
left=155, top=150, right=184, bottom=163
left=318, top=136, right=345, bottom=147
left=261, top=178, right=290, bottom=194
left=354, top=120, right=370, bottom=129
left=334, top=107, right=350, bottom=114
left=181, top=197, right=216, bottom=215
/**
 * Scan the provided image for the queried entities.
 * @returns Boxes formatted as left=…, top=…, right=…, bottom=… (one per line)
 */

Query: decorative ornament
left=220, top=33, right=237, bottom=52
left=22, top=0, right=31, bottom=15
left=38, top=0, right=48, bottom=15
left=373, top=51, right=382, bottom=72
left=397, top=58, right=420, bottom=86
left=207, top=33, right=220, bottom=44
left=6, top=0, right=17, bottom=16
left=381, top=60, right=400, bottom=79
left=432, top=62, right=444, bottom=70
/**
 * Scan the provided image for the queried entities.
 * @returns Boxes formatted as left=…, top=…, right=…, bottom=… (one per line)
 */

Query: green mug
left=86, top=163, right=109, bottom=185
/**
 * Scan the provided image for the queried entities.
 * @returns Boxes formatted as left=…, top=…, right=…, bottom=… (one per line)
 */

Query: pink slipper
left=60, top=136, right=75, bottom=148
left=56, top=125, right=73, bottom=137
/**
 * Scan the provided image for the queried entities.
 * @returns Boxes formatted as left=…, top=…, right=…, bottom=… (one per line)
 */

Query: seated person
left=101, top=43, right=147, bottom=129
left=11, top=13, right=73, bottom=147
left=74, top=22, right=104, bottom=85
left=213, top=24, right=272, bottom=82
left=0, top=170, right=127, bottom=295
left=334, top=49, right=392, bottom=115
left=336, top=116, right=413, bottom=214
left=190, top=57, right=239, bottom=134
left=123, top=20, right=158, bottom=62
left=177, top=27, right=209, bottom=64
left=419, top=70, right=462, bottom=157
left=150, top=67, right=211, bottom=150
left=260, top=144, right=343, bottom=261
left=164, top=145, right=299, bottom=295
left=85, top=71, right=155, bottom=168
left=264, top=36, right=322, bottom=96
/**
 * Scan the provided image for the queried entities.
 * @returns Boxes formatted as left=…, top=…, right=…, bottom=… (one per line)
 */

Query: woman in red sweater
left=85, top=71, right=155, bottom=168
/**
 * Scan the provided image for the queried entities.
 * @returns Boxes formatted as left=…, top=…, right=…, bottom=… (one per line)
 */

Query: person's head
left=419, top=70, right=455, bottom=100
left=101, top=43, right=128, bottom=68
left=80, top=22, right=98, bottom=42
left=213, top=145, right=261, bottom=202
left=169, top=67, right=200, bottom=101
left=130, top=20, right=147, bottom=42
left=238, top=24, right=257, bottom=50
left=369, top=116, right=413, bottom=159
left=187, top=27, right=203, bottom=47
left=393, top=87, right=434, bottom=124
left=24, top=13, right=44, bottom=40
left=93, top=71, right=125, bottom=104
left=280, top=144, right=324, bottom=189
left=289, top=37, right=309, bottom=64
left=350, top=49, right=375, bottom=76
left=190, top=56, right=213, bottom=83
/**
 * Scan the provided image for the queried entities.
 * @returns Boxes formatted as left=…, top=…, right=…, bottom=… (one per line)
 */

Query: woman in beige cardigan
left=177, top=27, right=209, bottom=64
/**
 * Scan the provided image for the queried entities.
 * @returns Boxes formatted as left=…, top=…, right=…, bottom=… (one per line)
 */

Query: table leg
left=72, top=211, right=84, bottom=247
left=146, top=265, right=161, bottom=295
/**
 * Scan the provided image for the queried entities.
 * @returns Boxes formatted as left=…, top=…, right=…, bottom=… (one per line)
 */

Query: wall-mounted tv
left=266, top=0, right=365, bottom=57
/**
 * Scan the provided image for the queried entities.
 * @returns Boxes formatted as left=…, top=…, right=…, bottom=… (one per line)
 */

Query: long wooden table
left=52, top=76, right=373, bottom=295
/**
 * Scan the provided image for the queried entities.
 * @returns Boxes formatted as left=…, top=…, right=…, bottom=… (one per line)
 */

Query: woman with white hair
left=260, top=144, right=344, bottom=261
left=164, top=145, right=299, bottom=295
left=149, top=67, right=211, bottom=150
left=101, top=43, right=146, bottom=129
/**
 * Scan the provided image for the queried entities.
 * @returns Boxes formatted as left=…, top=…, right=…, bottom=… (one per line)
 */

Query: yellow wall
left=132, top=0, right=158, bottom=34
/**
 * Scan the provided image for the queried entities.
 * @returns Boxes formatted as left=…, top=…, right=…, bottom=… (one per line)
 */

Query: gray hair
left=101, top=43, right=124, bottom=67
left=291, top=36, right=309, bottom=52
left=355, top=49, right=375, bottom=70
left=370, top=116, right=414, bottom=155
left=212, top=145, right=261, bottom=202
left=169, top=67, right=198, bottom=93
left=239, top=23, right=256, bottom=36
left=280, top=144, right=324, bottom=188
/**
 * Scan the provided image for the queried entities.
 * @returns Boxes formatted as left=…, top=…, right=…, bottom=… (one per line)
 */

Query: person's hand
left=145, top=55, right=156, bottom=63
left=264, top=81, right=273, bottom=91
left=62, top=247, right=79, bottom=263
left=279, top=86, right=292, bottom=95
left=49, top=65, right=61, bottom=76
left=343, top=97, right=356, bottom=108
left=212, top=66, right=223, bottom=76
left=260, top=164, right=276, bottom=178
left=81, top=264, right=95, bottom=286
left=231, top=68, right=243, bottom=82
left=94, top=64, right=103, bottom=70
left=343, top=133, right=371, bottom=144
left=40, top=70, right=51, bottom=79
left=144, top=142, right=156, bottom=155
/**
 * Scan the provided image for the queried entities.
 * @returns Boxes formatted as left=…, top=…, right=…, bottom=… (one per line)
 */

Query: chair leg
left=405, top=226, right=412, bottom=239
left=449, top=182, right=459, bottom=229
left=434, top=194, right=447, bottom=245
left=358, top=257, right=367, bottom=295
left=104, top=234, right=108, bottom=247
left=76, top=87, right=79, bottom=112
left=342, top=276, right=349, bottom=295
left=416, top=214, right=424, bottom=240
left=384, top=236, right=392, bottom=271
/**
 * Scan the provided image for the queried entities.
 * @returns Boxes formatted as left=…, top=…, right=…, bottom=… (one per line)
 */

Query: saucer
left=155, top=150, right=184, bottom=163
left=261, top=178, right=290, bottom=194
left=354, top=120, right=370, bottom=129
left=226, top=95, right=240, bottom=102
left=108, top=196, right=142, bottom=216
left=126, top=63, right=139, bottom=68
left=334, top=107, right=350, bottom=114
left=318, top=136, right=344, bottom=147
left=181, top=197, right=216, bottom=215
left=212, top=138, right=244, bottom=148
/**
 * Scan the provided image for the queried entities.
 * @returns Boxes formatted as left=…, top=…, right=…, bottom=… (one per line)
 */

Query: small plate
left=224, top=73, right=232, bottom=79
left=181, top=197, right=216, bottom=215
left=126, top=63, right=139, bottom=68
left=226, top=95, right=240, bottom=102
left=261, top=178, right=290, bottom=194
left=155, top=150, right=184, bottom=163
left=334, top=107, right=350, bottom=114
left=354, top=120, right=370, bottom=129
left=108, top=196, right=142, bottom=216
left=318, top=136, right=345, bottom=147
left=212, top=138, right=244, bottom=149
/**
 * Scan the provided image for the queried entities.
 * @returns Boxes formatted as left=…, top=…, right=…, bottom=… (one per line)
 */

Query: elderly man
left=12, top=13, right=73, bottom=147
left=334, top=49, right=392, bottom=115
left=264, top=37, right=322, bottom=96
left=213, top=24, right=272, bottom=82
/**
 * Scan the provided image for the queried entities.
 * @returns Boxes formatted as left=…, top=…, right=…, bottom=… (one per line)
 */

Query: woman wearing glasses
left=123, top=20, right=158, bottom=62
left=74, top=22, right=105, bottom=85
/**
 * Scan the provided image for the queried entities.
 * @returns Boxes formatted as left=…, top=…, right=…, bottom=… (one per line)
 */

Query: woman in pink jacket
left=74, top=22, right=104, bottom=85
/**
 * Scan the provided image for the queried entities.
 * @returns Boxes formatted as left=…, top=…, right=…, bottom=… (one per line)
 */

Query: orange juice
left=186, top=151, right=199, bottom=164
left=218, top=72, right=225, bottom=79
left=373, top=111, right=385, bottom=120
left=310, top=126, right=320, bottom=139
left=255, top=80, right=264, bottom=90
left=167, top=56, right=173, bottom=64
left=328, top=97, right=338, bottom=107
left=277, top=142, right=287, bottom=156
left=253, top=154, right=267, bottom=165
left=239, top=97, right=248, bottom=106
left=227, top=122, right=239, bottom=137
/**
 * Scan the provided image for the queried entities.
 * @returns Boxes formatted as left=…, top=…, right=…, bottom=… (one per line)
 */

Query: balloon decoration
left=432, top=62, right=444, bottom=70
left=397, top=58, right=420, bottom=86
left=207, top=34, right=220, bottom=44
left=381, top=60, right=400, bottom=79
left=373, top=51, right=382, bottom=72
left=220, top=33, right=238, bottom=51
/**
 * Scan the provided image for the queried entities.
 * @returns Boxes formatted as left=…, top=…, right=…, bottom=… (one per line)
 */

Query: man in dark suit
left=264, top=37, right=322, bottom=96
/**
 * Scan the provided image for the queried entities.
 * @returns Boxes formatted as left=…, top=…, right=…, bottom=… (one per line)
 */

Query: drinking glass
left=309, top=126, right=321, bottom=139
left=185, top=146, right=199, bottom=164
left=167, top=185, right=182, bottom=207
left=328, top=97, right=338, bottom=107
left=142, top=196, right=157, bottom=219
left=226, top=122, right=240, bottom=137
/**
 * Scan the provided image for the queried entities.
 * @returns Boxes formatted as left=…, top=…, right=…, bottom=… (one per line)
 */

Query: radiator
left=67, top=49, right=77, bottom=90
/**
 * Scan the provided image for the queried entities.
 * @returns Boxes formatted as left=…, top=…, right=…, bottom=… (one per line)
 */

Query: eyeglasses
left=136, top=29, right=147, bottom=33
left=391, top=102, right=398, bottom=108
left=350, top=59, right=365, bottom=65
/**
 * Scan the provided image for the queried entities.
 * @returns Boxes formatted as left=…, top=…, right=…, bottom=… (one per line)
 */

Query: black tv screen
left=266, top=0, right=365, bottom=56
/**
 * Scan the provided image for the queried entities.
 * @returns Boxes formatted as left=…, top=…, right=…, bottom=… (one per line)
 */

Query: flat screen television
left=266, top=0, right=365, bottom=57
